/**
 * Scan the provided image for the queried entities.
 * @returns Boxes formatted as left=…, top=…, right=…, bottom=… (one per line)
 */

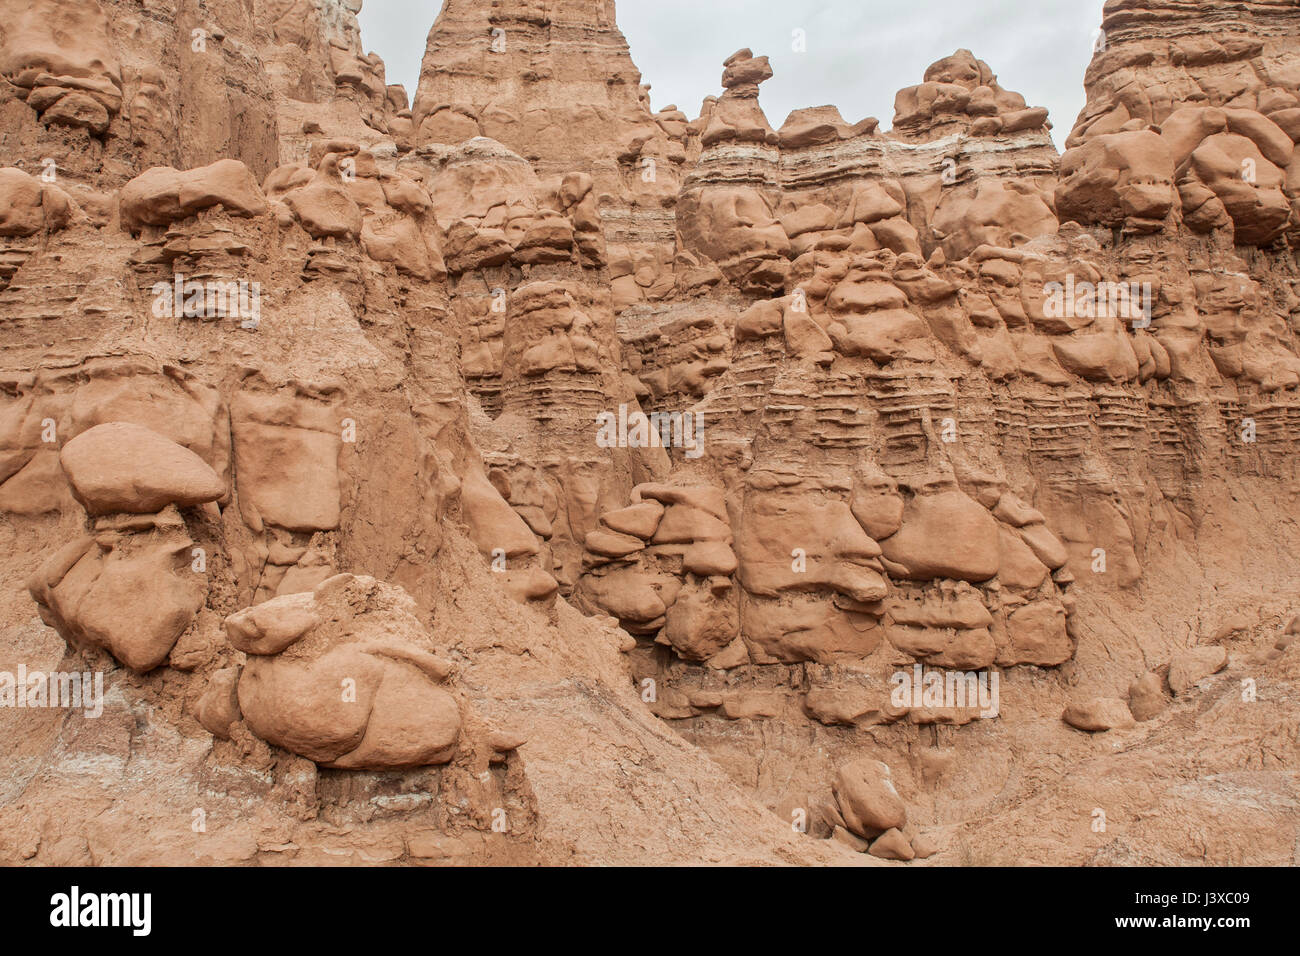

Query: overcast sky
left=358, top=0, right=1106, bottom=149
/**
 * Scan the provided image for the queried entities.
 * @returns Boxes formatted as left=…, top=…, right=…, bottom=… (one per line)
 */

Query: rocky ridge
left=0, top=0, right=1297, bottom=865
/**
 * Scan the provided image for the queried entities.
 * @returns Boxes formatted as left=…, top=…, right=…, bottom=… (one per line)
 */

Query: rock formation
left=0, top=0, right=1297, bottom=866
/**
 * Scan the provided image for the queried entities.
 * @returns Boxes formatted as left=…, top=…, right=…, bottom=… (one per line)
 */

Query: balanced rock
left=59, top=422, right=225, bottom=516
left=119, top=159, right=267, bottom=231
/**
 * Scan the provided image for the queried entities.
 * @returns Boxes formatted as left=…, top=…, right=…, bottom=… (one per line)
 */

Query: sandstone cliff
left=0, top=0, right=1296, bottom=866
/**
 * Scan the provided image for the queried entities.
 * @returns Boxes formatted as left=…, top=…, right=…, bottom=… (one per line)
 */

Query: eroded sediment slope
left=0, top=0, right=1296, bottom=865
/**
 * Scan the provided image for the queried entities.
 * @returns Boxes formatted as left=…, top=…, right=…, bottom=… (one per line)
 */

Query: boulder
left=120, top=159, right=267, bottom=230
left=868, top=828, right=915, bottom=861
left=29, top=531, right=206, bottom=672
left=833, top=757, right=907, bottom=838
left=1128, top=671, right=1168, bottom=721
left=59, top=422, right=224, bottom=516
left=881, top=491, right=1000, bottom=582
left=229, top=576, right=465, bottom=770
left=1062, top=697, right=1135, bottom=732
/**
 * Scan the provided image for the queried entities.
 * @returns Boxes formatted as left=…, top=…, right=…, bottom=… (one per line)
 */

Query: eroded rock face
left=0, top=0, right=284, bottom=186
left=0, top=0, right=1298, bottom=868
left=1057, top=131, right=1177, bottom=233
left=231, top=388, right=343, bottom=534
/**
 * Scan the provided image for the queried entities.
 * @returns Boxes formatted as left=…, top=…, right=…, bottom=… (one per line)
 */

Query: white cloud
left=357, top=0, right=1107, bottom=149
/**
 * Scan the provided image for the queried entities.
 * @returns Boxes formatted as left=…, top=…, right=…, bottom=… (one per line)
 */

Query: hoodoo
left=0, top=0, right=1297, bottom=866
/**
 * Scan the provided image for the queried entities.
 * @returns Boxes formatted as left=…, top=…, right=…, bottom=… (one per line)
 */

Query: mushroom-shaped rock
left=59, top=422, right=225, bottom=515
left=119, top=159, right=267, bottom=231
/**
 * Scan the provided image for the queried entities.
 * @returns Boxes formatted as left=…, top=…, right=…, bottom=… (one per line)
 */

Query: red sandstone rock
left=0, top=0, right=1296, bottom=869
left=59, top=422, right=225, bottom=516
left=833, top=758, right=908, bottom=839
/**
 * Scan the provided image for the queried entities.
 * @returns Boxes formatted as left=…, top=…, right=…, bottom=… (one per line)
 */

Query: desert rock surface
left=0, top=0, right=1297, bottom=866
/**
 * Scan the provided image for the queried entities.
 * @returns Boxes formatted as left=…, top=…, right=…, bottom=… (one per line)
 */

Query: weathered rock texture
left=0, top=0, right=1297, bottom=866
